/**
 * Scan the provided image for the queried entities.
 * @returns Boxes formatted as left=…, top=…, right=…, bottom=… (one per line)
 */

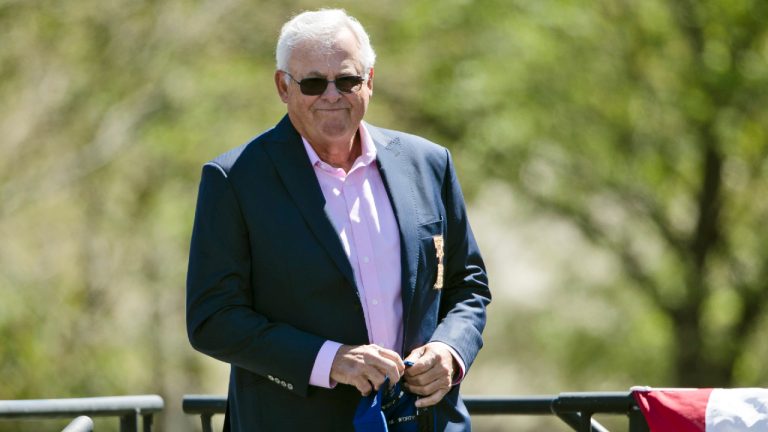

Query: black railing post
left=578, top=412, right=592, bottom=432
left=143, top=413, right=154, bottom=432
left=629, top=405, right=650, bottom=432
left=554, top=411, right=585, bottom=431
left=183, top=394, right=226, bottom=432
left=120, top=411, right=138, bottom=432
left=201, top=413, right=214, bottom=432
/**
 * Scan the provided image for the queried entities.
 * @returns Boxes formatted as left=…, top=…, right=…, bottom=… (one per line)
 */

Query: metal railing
left=0, top=395, right=164, bottom=432
left=61, top=416, right=94, bottom=432
left=183, top=392, right=650, bottom=432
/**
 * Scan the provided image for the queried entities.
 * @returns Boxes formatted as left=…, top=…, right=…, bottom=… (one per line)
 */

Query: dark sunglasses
left=283, top=72, right=367, bottom=96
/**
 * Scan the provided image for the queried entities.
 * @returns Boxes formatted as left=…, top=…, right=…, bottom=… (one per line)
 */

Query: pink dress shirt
left=304, top=124, right=466, bottom=388
left=304, top=124, right=403, bottom=388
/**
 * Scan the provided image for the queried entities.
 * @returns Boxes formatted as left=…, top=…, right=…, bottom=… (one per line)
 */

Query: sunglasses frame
left=282, top=71, right=367, bottom=96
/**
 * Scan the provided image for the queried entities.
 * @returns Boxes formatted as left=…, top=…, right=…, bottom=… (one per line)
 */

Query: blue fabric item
left=354, top=377, right=419, bottom=432
left=353, top=382, right=387, bottom=432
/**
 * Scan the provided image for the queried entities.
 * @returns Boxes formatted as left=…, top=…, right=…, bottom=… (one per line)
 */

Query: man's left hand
left=403, top=342, right=457, bottom=407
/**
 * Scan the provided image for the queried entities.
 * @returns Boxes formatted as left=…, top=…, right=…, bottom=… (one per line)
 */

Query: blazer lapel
left=367, top=124, right=420, bottom=315
left=263, top=115, right=356, bottom=288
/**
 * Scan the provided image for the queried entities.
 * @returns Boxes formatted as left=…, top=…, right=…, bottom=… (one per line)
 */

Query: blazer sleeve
left=428, top=149, right=491, bottom=373
left=186, top=163, right=325, bottom=397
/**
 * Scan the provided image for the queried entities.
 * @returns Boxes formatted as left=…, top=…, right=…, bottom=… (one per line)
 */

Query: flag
left=632, top=387, right=768, bottom=432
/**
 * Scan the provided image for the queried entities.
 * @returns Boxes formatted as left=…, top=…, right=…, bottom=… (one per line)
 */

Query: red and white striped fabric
left=632, top=387, right=768, bottom=432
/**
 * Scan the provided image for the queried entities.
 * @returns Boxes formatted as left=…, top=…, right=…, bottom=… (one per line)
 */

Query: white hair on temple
left=276, top=9, right=376, bottom=74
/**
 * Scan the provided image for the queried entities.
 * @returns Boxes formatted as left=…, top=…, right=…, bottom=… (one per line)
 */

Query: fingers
left=378, top=347, right=406, bottom=387
left=405, top=368, right=453, bottom=402
left=403, top=346, right=425, bottom=369
left=351, top=367, right=385, bottom=396
left=403, top=346, right=431, bottom=376
left=329, top=344, right=404, bottom=395
left=368, top=345, right=405, bottom=386
left=415, top=387, right=451, bottom=408
left=403, top=343, right=455, bottom=407
left=378, top=347, right=407, bottom=373
left=404, top=344, right=452, bottom=381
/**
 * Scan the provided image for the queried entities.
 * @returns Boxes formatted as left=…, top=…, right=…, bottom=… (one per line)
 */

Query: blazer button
left=287, top=383, right=294, bottom=390
left=267, top=375, right=275, bottom=381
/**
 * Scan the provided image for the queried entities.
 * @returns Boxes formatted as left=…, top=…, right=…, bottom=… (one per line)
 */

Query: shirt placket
left=343, top=168, right=389, bottom=348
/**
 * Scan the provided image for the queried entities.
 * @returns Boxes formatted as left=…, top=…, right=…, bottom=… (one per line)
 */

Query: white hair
left=276, top=9, right=376, bottom=74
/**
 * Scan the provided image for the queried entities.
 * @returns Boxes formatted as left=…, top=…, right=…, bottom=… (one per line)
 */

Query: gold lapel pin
left=433, top=235, right=444, bottom=290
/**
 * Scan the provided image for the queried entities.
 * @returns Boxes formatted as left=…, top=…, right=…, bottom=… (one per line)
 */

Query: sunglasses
left=283, top=72, right=367, bottom=96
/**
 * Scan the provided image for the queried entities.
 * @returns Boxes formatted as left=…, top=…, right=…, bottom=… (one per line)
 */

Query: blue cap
left=353, top=378, right=388, bottom=432
left=353, top=377, right=420, bottom=432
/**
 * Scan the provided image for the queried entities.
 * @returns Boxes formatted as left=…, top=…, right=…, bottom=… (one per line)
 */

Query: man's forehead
left=300, top=64, right=362, bottom=78
left=288, top=51, right=363, bottom=76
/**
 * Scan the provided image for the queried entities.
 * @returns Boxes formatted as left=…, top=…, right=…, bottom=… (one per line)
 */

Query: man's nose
left=320, top=81, right=343, bottom=102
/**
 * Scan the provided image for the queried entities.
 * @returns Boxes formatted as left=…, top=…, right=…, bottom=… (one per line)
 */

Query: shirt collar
left=301, top=123, right=377, bottom=170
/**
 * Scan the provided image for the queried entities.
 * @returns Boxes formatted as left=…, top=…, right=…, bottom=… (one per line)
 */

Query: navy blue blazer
left=186, top=115, right=491, bottom=431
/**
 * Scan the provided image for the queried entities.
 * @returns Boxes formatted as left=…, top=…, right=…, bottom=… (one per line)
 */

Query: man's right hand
left=330, top=344, right=405, bottom=396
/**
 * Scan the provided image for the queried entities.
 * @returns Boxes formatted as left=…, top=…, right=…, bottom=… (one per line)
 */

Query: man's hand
left=330, top=344, right=405, bottom=396
left=403, top=342, right=457, bottom=407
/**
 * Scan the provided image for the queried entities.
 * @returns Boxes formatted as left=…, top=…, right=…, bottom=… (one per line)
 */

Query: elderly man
left=186, top=8, right=490, bottom=431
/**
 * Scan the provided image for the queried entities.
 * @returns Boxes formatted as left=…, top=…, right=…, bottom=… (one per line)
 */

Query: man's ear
left=367, top=68, right=374, bottom=94
left=275, top=71, right=289, bottom=103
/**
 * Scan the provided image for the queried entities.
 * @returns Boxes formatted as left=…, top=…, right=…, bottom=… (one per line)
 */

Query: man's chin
left=319, top=123, right=356, bottom=140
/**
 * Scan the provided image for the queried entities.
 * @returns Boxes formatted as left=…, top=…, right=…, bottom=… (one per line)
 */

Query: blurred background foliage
left=1, top=0, right=767, bottom=430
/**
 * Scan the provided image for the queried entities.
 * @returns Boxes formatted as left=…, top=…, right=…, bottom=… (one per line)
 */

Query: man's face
left=275, top=29, right=373, bottom=150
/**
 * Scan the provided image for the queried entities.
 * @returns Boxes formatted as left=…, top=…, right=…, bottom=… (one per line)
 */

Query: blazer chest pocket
left=417, top=217, right=444, bottom=288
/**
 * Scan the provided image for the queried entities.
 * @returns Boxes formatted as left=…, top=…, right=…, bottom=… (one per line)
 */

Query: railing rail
left=183, top=395, right=227, bottom=432
left=183, top=392, right=649, bottom=432
left=0, top=395, right=164, bottom=432
left=61, top=416, right=94, bottom=432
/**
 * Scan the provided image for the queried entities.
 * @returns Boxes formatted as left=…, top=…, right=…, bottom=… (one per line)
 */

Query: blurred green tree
left=378, top=0, right=768, bottom=387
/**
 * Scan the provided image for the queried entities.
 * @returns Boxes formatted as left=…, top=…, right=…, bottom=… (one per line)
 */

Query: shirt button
left=362, top=256, right=370, bottom=263
left=372, top=299, right=379, bottom=305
